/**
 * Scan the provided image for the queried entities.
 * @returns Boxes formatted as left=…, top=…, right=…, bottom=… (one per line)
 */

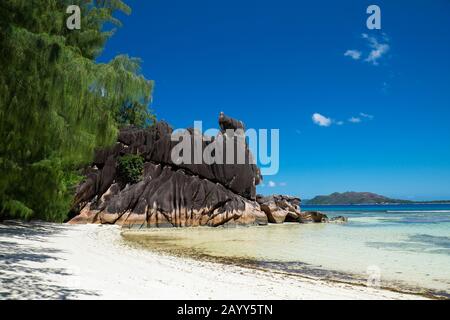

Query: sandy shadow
left=0, top=221, right=99, bottom=299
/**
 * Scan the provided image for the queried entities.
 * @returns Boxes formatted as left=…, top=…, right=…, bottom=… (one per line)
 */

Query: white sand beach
left=0, top=221, right=426, bottom=300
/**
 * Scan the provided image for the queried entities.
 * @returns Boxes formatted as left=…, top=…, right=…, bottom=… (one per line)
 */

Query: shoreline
left=122, top=227, right=443, bottom=300
left=0, top=221, right=427, bottom=300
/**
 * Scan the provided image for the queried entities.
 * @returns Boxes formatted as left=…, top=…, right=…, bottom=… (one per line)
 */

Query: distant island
left=304, top=192, right=450, bottom=205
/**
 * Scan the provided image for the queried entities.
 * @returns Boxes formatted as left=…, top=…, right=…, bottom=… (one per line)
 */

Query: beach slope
left=0, top=222, right=425, bottom=300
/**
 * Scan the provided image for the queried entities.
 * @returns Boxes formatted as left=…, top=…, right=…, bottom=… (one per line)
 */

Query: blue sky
left=100, top=0, right=450, bottom=200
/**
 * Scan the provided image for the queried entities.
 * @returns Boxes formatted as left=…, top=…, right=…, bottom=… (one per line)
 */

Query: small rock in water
left=328, top=216, right=348, bottom=223
left=299, top=211, right=329, bottom=223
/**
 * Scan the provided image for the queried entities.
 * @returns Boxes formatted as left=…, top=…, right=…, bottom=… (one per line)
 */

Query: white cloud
left=312, top=113, right=373, bottom=127
left=347, top=113, right=374, bottom=124
left=312, top=113, right=332, bottom=127
left=363, top=33, right=390, bottom=66
left=344, top=50, right=362, bottom=60
left=261, top=181, right=286, bottom=188
left=348, top=117, right=361, bottom=123
left=345, top=33, right=390, bottom=66
left=360, top=112, right=374, bottom=120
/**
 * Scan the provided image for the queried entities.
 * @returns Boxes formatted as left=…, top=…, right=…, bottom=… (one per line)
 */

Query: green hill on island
left=305, top=192, right=414, bottom=205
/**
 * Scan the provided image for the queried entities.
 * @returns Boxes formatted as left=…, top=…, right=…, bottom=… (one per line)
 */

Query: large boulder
left=71, top=114, right=267, bottom=228
left=69, top=114, right=341, bottom=228
left=299, top=211, right=329, bottom=223
left=256, top=195, right=302, bottom=223
left=89, top=119, right=260, bottom=201
left=70, top=162, right=268, bottom=228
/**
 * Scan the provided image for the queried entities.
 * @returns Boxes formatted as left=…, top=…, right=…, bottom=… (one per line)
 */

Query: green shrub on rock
left=117, top=154, right=144, bottom=184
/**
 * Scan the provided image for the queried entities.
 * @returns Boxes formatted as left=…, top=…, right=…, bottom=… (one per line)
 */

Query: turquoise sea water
left=122, top=204, right=450, bottom=298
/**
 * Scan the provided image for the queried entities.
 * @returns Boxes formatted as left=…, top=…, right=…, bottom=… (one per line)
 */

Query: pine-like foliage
left=0, top=1, right=154, bottom=221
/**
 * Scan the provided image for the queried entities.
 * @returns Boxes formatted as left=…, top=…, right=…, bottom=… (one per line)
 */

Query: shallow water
left=122, top=204, right=450, bottom=298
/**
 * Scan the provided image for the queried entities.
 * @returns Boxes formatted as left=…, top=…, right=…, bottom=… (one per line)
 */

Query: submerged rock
left=328, top=216, right=348, bottom=223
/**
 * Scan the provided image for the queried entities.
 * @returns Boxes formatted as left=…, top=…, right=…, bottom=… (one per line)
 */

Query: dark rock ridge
left=70, top=113, right=341, bottom=228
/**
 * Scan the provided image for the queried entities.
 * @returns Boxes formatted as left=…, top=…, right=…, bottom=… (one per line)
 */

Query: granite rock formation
left=298, top=211, right=329, bottom=223
left=256, top=195, right=302, bottom=223
left=219, top=112, right=245, bottom=133
left=328, top=216, right=348, bottom=223
left=71, top=162, right=268, bottom=228
left=70, top=113, right=341, bottom=228
left=114, top=121, right=260, bottom=200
